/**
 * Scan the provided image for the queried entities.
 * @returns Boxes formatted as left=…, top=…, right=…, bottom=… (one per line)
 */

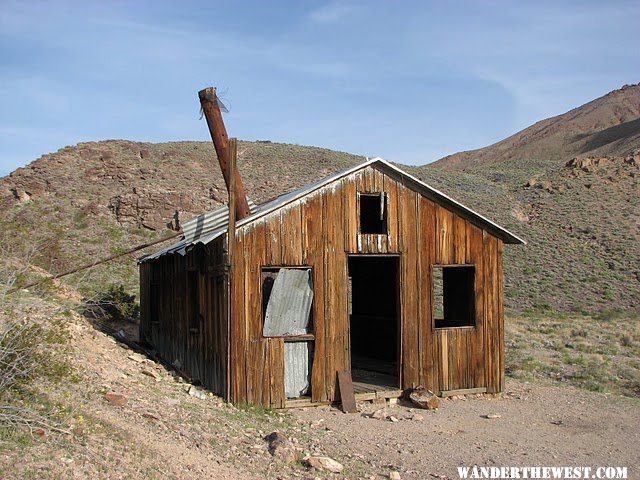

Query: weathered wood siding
left=230, top=165, right=504, bottom=406
left=139, top=237, right=229, bottom=398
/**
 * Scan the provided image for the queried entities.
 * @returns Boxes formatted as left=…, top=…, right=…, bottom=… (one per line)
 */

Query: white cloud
left=309, top=1, right=357, bottom=23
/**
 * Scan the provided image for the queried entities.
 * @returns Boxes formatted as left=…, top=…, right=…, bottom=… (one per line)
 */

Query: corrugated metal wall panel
left=284, top=342, right=311, bottom=398
left=263, top=269, right=313, bottom=336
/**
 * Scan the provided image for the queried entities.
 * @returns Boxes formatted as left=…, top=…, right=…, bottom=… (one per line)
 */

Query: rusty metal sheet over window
left=284, top=341, right=312, bottom=398
left=263, top=268, right=313, bottom=336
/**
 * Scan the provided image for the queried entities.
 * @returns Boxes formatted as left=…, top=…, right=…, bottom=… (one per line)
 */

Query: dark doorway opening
left=348, top=256, right=399, bottom=390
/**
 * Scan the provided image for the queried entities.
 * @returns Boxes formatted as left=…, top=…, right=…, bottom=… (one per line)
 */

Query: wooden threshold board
left=440, top=387, right=487, bottom=397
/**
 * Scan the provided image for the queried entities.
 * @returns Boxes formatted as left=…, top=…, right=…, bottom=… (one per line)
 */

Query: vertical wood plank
left=383, top=176, right=399, bottom=253
left=435, top=206, right=454, bottom=264
left=419, top=197, right=437, bottom=390
left=362, top=167, right=374, bottom=192
left=323, top=186, right=348, bottom=401
left=231, top=232, right=247, bottom=403
left=343, top=176, right=358, bottom=253
left=440, top=332, right=449, bottom=392
left=261, top=340, right=271, bottom=406
left=265, top=212, right=282, bottom=266
left=466, top=222, right=485, bottom=387
left=243, top=227, right=256, bottom=403
left=139, top=263, right=149, bottom=344
left=269, top=338, right=285, bottom=408
left=497, top=240, right=505, bottom=392
left=302, top=195, right=327, bottom=403
left=399, top=183, right=419, bottom=389
left=483, top=233, right=499, bottom=393
left=281, top=204, right=303, bottom=265
left=453, top=215, right=466, bottom=264
left=248, top=224, right=266, bottom=404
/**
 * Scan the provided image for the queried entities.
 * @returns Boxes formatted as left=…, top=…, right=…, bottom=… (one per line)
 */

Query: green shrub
left=0, top=317, right=72, bottom=394
left=83, top=284, right=139, bottom=323
left=0, top=314, right=73, bottom=436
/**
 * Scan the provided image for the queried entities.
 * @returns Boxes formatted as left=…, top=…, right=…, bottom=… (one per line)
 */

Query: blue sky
left=1, top=1, right=639, bottom=176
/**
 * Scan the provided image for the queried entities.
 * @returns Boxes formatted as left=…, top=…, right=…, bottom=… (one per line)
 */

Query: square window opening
left=262, top=267, right=314, bottom=337
left=359, top=193, right=387, bottom=234
left=433, top=265, right=476, bottom=328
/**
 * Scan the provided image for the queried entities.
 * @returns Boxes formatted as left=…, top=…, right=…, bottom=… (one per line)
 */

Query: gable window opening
left=359, top=192, right=387, bottom=234
left=433, top=265, right=476, bottom=328
left=262, top=267, right=314, bottom=399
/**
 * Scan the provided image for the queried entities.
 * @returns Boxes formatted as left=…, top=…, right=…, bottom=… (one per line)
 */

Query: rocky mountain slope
left=1, top=85, right=638, bottom=313
left=433, top=83, right=640, bottom=171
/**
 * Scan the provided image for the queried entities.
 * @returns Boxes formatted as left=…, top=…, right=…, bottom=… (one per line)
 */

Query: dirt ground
left=293, top=381, right=639, bottom=479
left=1, top=305, right=638, bottom=479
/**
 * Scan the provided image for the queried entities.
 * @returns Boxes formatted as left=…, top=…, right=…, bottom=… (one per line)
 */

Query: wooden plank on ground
left=440, top=387, right=487, bottom=397
left=337, top=370, right=358, bottom=413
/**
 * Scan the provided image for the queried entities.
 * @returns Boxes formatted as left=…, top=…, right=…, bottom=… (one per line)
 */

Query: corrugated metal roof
left=139, top=201, right=257, bottom=262
left=140, top=157, right=525, bottom=263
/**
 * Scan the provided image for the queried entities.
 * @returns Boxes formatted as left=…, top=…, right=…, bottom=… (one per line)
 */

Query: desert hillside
left=1, top=84, right=639, bottom=313
left=433, top=83, right=640, bottom=171
left=1, top=84, right=639, bottom=480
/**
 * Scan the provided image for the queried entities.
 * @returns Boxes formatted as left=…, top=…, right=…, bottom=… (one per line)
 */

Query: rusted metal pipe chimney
left=198, top=87, right=251, bottom=220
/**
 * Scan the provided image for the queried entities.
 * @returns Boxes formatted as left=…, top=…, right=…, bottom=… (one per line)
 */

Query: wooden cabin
left=139, top=158, right=524, bottom=407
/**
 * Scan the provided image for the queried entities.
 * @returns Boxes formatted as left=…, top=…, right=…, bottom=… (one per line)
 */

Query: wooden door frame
left=346, top=253, right=401, bottom=388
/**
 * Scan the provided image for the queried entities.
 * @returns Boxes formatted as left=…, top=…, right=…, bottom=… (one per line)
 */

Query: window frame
left=431, top=264, right=477, bottom=330
left=357, top=192, right=388, bottom=235
left=261, top=266, right=315, bottom=340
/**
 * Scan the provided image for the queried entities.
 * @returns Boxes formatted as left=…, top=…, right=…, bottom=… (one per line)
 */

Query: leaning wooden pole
left=198, top=87, right=251, bottom=220
left=226, top=138, right=237, bottom=403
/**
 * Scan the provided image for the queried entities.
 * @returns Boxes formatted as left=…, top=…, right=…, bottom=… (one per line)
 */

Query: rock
left=142, top=369, right=161, bottom=381
left=409, top=413, right=424, bottom=421
left=128, top=353, right=147, bottom=363
left=409, top=386, right=440, bottom=410
left=265, top=431, right=298, bottom=463
left=188, top=385, right=207, bottom=400
left=10, top=187, right=31, bottom=203
left=483, top=414, right=502, bottom=419
left=539, top=180, right=553, bottom=191
left=389, top=471, right=402, bottom=480
left=305, top=456, right=343, bottom=473
left=370, top=407, right=395, bottom=421
left=105, top=392, right=127, bottom=406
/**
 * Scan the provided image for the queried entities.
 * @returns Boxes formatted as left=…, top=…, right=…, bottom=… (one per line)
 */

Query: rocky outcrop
left=108, top=187, right=219, bottom=231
